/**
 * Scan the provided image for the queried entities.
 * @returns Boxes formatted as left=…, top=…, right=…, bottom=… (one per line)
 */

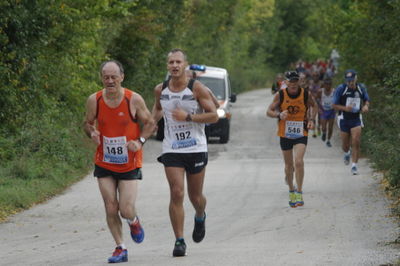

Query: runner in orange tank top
left=83, top=60, right=155, bottom=263
left=266, top=71, right=317, bottom=208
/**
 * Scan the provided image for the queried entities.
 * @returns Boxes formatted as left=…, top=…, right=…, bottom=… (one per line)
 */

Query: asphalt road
left=0, top=89, right=398, bottom=266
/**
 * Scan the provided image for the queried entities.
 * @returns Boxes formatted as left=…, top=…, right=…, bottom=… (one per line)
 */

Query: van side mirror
left=230, top=93, right=237, bottom=103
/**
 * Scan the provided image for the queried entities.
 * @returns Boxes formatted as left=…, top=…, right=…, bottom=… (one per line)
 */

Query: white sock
left=118, top=243, right=127, bottom=249
left=345, top=151, right=351, bottom=156
left=126, top=216, right=137, bottom=225
left=352, top=163, right=357, bottom=168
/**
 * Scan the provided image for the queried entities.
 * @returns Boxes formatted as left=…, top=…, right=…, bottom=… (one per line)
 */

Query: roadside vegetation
left=0, top=0, right=399, bottom=223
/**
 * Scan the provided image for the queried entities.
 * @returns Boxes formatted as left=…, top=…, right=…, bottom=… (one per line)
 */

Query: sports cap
left=285, top=71, right=299, bottom=81
left=344, top=69, right=357, bottom=82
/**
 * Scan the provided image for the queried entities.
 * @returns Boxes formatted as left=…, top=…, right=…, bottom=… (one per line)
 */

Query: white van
left=156, top=64, right=236, bottom=143
left=190, top=65, right=236, bottom=143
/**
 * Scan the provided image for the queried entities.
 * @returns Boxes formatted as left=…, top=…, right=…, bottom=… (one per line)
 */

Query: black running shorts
left=157, top=152, right=208, bottom=174
left=280, top=136, right=308, bottom=151
left=94, top=164, right=142, bottom=180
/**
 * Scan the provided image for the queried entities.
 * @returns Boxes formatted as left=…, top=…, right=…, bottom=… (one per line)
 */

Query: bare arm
left=332, top=102, right=353, bottom=112
left=361, top=100, right=370, bottom=113
left=83, top=93, right=100, bottom=145
left=151, top=84, right=164, bottom=124
left=126, top=92, right=156, bottom=152
left=207, top=87, right=220, bottom=108
left=332, top=88, right=353, bottom=112
left=266, top=93, right=288, bottom=120
left=172, top=81, right=219, bottom=123
left=307, top=91, right=317, bottom=129
left=132, top=92, right=156, bottom=139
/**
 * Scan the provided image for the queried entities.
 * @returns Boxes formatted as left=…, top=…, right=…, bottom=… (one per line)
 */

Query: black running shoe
left=192, top=212, right=206, bottom=243
left=173, top=239, right=186, bottom=257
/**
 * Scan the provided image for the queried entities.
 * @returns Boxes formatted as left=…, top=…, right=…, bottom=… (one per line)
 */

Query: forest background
left=0, top=0, right=399, bottom=220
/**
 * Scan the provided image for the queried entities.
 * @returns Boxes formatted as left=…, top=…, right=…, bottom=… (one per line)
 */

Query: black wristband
left=186, top=113, right=192, bottom=121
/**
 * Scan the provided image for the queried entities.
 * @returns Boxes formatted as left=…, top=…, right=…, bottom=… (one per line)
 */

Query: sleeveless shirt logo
left=287, top=105, right=300, bottom=114
left=160, top=94, right=169, bottom=100
left=182, top=94, right=195, bottom=101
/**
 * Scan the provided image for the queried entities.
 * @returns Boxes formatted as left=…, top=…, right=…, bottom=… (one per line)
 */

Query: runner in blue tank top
left=332, top=69, right=370, bottom=175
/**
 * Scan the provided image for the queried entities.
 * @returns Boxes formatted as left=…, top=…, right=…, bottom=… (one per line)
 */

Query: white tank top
left=160, top=85, right=207, bottom=153
left=321, top=88, right=334, bottom=111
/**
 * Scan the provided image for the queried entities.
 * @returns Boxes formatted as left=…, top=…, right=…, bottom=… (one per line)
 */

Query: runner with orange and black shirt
left=266, top=71, right=317, bottom=207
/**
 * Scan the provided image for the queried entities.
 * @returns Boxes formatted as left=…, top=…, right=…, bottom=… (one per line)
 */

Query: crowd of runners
left=268, top=59, right=370, bottom=208
left=83, top=50, right=369, bottom=263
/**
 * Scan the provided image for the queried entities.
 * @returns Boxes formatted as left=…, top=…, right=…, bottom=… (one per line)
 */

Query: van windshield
left=196, top=77, right=226, bottom=100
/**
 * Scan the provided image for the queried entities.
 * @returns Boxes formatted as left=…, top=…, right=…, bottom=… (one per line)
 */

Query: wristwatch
left=138, top=137, right=146, bottom=145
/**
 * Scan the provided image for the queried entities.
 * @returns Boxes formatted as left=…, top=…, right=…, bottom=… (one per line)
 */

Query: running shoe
left=312, top=133, right=317, bottom=138
left=192, top=213, right=206, bottom=243
left=295, top=192, right=304, bottom=207
left=351, top=166, right=358, bottom=175
left=326, top=141, right=332, bottom=147
left=289, top=191, right=297, bottom=208
left=321, top=133, right=326, bottom=142
left=344, top=153, right=350, bottom=165
left=108, top=247, right=128, bottom=263
left=129, top=217, right=144, bottom=243
left=173, top=239, right=187, bottom=257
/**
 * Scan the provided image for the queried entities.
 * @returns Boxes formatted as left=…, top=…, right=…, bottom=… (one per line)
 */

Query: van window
left=197, top=77, right=226, bottom=100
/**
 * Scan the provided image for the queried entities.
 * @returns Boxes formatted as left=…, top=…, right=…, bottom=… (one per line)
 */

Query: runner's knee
left=104, top=201, right=119, bottom=216
left=188, top=193, right=204, bottom=207
left=170, top=186, right=184, bottom=203
left=294, top=159, right=304, bottom=170
left=119, top=203, right=135, bottom=219
left=285, top=164, right=294, bottom=173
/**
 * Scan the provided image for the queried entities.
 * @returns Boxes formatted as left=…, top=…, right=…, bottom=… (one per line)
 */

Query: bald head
left=100, top=60, right=124, bottom=76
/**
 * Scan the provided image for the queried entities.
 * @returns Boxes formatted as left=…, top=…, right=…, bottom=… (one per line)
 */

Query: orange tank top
left=278, top=88, right=308, bottom=138
left=95, top=89, right=142, bottom=172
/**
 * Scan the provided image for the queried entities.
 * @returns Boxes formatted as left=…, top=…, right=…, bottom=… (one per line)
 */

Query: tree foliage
left=329, top=0, right=400, bottom=186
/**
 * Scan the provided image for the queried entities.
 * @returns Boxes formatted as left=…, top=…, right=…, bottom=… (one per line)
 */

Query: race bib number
left=103, top=136, right=128, bottom=164
left=322, top=99, right=333, bottom=110
left=285, top=121, right=304, bottom=139
left=346, top=97, right=360, bottom=112
left=171, top=130, right=197, bottom=149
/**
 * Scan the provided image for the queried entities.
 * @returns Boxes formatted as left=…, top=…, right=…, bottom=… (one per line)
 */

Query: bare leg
left=98, top=177, right=123, bottom=246
left=118, top=179, right=138, bottom=220
left=187, top=168, right=207, bottom=218
left=164, top=167, right=186, bottom=239
left=293, top=144, right=307, bottom=192
left=321, top=119, right=327, bottom=136
left=282, top=150, right=295, bottom=191
left=350, top=126, right=362, bottom=163
left=340, top=131, right=351, bottom=153
left=327, top=118, right=335, bottom=140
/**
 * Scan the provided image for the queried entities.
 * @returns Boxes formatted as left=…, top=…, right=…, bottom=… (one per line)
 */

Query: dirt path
left=0, top=89, right=398, bottom=266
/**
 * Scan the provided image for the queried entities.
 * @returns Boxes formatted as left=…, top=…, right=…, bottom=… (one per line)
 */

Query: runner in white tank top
left=317, top=78, right=336, bottom=147
left=152, top=48, right=218, bottom=257
left=160, top=83, right=207, bottom=153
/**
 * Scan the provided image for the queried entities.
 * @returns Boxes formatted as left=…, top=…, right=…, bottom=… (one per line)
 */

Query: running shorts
left=338, top=118, right=362, bottom=133
left=94, top=164, right=142, bottom=180
left=280, top=136, right=308, bottom=151
left=157, top=152, right=208, bottom=174
left=321, top=109, right=336, bottom=120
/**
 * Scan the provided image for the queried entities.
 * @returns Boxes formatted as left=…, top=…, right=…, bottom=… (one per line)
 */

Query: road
left=0, top=89, right=398, bottom=266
